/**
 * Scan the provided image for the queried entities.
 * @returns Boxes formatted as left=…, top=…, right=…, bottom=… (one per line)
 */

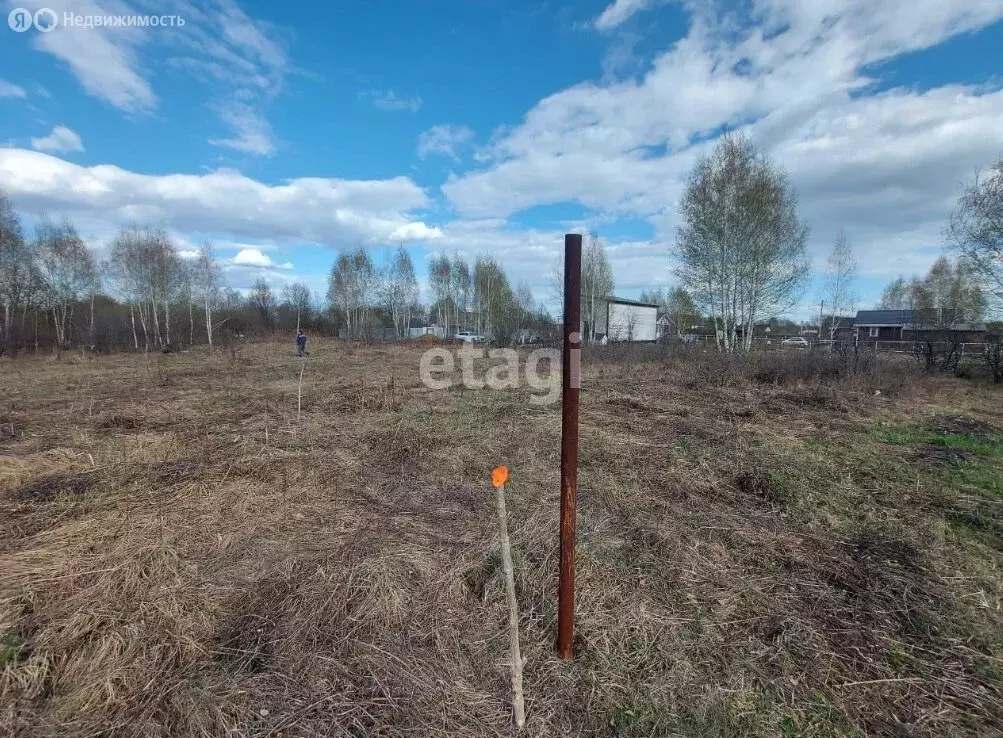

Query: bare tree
left=249, top=278, right=276, bottom=330
left=281, top=281, right=313, bottom=332
left=149, top=230, right=182, bottom=347
left=34, top=217, right=96, bottom=348
left=550, top=234, right=615, bottom=342
left=0, top=192, right=32, bottom=356
left=820, top=228, right=858, bottom=340
left=583, top=234, right=614, bottom=343
left=639, top=286, right=697, bottom=336
left=428, top=254, right=453, bottom=334
left=878, top=276, right=910, bottom=310
left=451, top=253, right=471, bottom=332
left=675, top=134, right=810, bottom=352
left=176, top=259, right=196, bottom=347
left=947, top=155, right=1003, bottom=303
left=106, top=228, right=150, bottom=349
left=885, top=257, right=987, bottom=371
left=473, top=256, right=518, bottom=342
left=383, top=246, right=419, bottom=339
left=327, top=248, right=377, bottom=339
left=194, top=242, right=222, bottom=349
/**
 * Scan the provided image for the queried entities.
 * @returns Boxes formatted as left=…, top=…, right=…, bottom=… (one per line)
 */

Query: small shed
left=595, top=297, right=659, bottom=342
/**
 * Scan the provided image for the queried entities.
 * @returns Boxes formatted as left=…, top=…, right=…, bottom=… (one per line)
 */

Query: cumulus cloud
left=362, top=89, right=423, bottom=112
left=30, top=125, right=85, bottom=154
left=444, top=0, right=1003, bottom=282
left=0, top=78, right=27, bottom=98
left=389, top=222, right=443, bottom=241
left=0, top=148, right=439, bottom=246
left=232, top=248, right=292, bottom=268
left=418, top=124, right=475, bottom=160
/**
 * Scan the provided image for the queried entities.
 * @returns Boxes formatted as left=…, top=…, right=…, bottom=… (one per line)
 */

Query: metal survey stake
left=557, top=233, right=581, bottom=660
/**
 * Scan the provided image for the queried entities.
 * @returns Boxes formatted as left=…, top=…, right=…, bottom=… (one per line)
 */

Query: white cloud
left=14, top=0, right=156, bottom=113
left=595, top=0, right=661, bottom=31
left=0, top=79, right=27, bottom=98
left=443, top=0, right=1003, bottom=282
left=389, top=222, right=443, bottom=241
left=30, top=125, right=85, bottom=154
left=9, top=0, right=287, bottom=155
left=232, top=247, right=291, bottom=268
left=362, top=89, right=423, bottom=112
left=208, top=101, right=276, bottom=156
left=418, top=124, right=475, bottom=160
left=0, top=148, right=439, bottom=246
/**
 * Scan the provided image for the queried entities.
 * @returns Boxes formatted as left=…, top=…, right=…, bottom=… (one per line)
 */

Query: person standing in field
left=296, top=329, right=308, bottom=356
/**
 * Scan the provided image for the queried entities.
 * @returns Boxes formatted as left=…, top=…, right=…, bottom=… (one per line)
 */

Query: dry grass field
left=1, top=340, right=1002, bottom=737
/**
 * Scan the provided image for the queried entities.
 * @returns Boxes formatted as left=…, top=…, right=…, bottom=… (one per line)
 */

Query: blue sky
left=1, top=0, right=1002, bottom=318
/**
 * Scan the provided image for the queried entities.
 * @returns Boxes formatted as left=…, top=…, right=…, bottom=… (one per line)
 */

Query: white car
left=781, top=336, right=809, bottom=349
left=454, top=331, right=485, bottom=343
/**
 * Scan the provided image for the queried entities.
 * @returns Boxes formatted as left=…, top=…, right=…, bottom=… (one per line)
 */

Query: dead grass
left=0, top=338, right=1001, bottom=737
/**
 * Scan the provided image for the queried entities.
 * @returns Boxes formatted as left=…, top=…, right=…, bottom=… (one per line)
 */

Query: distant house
left=853, top=310, right=987, bottom=343
left=594, top=297, right=659, bottom=342
left=853, top=310, right=914, bottom=341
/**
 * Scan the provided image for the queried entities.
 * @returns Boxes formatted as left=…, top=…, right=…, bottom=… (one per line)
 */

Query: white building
left=594, top=297, right=659, bottom=342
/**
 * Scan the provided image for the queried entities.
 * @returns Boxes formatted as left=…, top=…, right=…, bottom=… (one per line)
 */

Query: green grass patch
left=0, top=631, right=24, bottom=668
left=875, top=427, right=1003, bottom=458
left=874, top=424, right=1003, bottom=498
left=949, top=463, right=1003, bottom=497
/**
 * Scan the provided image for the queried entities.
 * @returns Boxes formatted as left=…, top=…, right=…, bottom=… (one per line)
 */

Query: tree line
left=328, top=247, right=553, bottom=343
left=5, top=140, right=999, bottom=356
left=0, top=192, right=558, bottom=355
left=672, top=134, right=1002, bottom=352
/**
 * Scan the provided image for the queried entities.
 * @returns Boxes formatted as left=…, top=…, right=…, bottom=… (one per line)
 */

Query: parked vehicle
left=781, top=336, right=809, bottom=348
left=454, top=331, right=485, bottom=343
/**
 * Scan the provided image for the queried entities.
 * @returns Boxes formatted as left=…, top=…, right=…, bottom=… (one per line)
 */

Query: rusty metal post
left=557, top=233, right=582, bottom=660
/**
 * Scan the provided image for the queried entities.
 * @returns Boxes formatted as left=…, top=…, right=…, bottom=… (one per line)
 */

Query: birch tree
left=0, top=192, right=32, bottom=356
left=106, top=228, right=150, bottom=349
left=451, top=254, right=471, bottom=332
left=947, top=155, right=1003, bottom=302
left=428, top=254, right=453, bottom=333
left=34, top=217, right=96, bottom=348
left=820, top=228, right=858, bottom=339
left=550, top=235, right=615, bottom=341
left=194, top=242, right=222, bottom=349
left=327, top=248, right=377, bottom=338
left=878, top=276, right=910, bottom=310
left=383, top=246, right=419, bottom=339
left=582, top=234, right=614, bottom=343
left=148, top=230, right=182, bottom=347
left=675, top=134, right=809, bottom=352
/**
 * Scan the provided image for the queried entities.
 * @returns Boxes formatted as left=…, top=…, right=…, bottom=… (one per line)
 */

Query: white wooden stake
left=297, top=362, right=305, bottom=430
left=495, top=477, right=526, bottom=729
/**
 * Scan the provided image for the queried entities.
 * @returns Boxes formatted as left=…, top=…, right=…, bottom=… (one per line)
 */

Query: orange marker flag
left=492, top=465, right=509, bottom=489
